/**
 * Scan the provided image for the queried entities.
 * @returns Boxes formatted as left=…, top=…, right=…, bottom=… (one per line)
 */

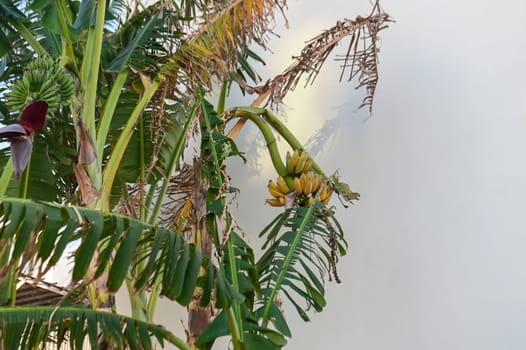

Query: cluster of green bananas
left=6, top=57, right=75, bottom=113
left=265, top=176, right=291, bottom=207
left=294, top=171, right=333, bottom=205
left=285, top=149, right=313, bottom=175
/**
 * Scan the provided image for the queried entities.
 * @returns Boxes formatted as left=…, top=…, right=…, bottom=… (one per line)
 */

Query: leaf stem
left=228, top=109, right=287, bottom=176
left=96, top=70, right=129, bottom=156
left=10, top=19, right=48, bottom=56
left=100, top=78, right=161, bottom=212
left=149, top=102, right=198, bottom=225
left=0, top=159, right=13, bottom=197
left=227, top=234, right=244, bottom=340
left=225, top=306, right=243, bottom=350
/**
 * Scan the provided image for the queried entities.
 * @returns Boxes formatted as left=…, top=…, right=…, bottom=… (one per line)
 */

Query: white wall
left=228, top=0, right=526, bottom=349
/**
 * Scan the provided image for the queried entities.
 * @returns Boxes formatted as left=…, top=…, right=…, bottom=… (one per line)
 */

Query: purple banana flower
left=0, top=101, right=48, bottom=178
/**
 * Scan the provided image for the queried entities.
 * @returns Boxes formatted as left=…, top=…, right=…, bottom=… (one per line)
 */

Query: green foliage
left=0, top=0, right=380, bottom=348
left=257, top=204, right=347, bottom=321
left=0, top=306, right=183, bottom=349
left=0, top=198, right=235, bottom=309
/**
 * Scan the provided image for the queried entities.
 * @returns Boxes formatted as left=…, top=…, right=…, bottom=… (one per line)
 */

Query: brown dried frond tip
left=260, top=1, right=392, bottom=112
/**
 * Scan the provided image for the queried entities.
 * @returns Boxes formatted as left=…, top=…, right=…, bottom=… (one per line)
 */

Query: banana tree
left=0, top=0, right=390, bottom=349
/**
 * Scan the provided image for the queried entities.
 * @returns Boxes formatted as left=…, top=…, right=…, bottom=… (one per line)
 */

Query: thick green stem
left=229, top=107, right=328, bottom=178
left=227, top=235, right=244, bottom=340
left=229, top=110, right=287, bottom=176
left=225, top=307, right=243, bottom=350
left=100, top=79, right=161, bottom=212
left=0, top=159, right=13, bottom=197
left=75, top=0, right=106, bottom=200
left=147, top=273, right=163, bottom=321
left=82, top=0, right=106, bottom=138
left=126, top=278, right=147, bottom=322
left=19, top=157, right=30, bottom=199
left=217, top=80, right=228, bottom=115
left=56, top=0, right=78, bottom=74
left=96, top=70, right=129, bottom=156
left=10, top=19, right=48, bottom=56
left=262, top=109, right=327, bottom=177
left=139, top=114, right=146, bottom=220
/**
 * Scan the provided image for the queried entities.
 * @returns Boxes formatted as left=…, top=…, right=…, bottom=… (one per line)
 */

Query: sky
left=48, top=1, right=526, bottom=349
left=227, top=0, right=526, bottom=349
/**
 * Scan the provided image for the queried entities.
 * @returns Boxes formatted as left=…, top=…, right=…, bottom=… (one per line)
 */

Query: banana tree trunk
left=186, top=158, right=214, bottom=347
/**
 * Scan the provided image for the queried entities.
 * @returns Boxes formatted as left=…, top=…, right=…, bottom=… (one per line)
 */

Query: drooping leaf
left=0, top=306, right=184, bottom=350
left=0, top=198, right=239, bottom=307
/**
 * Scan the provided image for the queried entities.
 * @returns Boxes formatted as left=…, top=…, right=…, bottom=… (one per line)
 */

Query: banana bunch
left=317, top=182, right=333, bottom=205
left=285, top=149, right=312, bottom=175
left=266, top=150, right=334, bottom=208
left=6, top=57, right=76, bottom=113
left=265, top=176, right=291, bottom=207
left=293, top=171, right=333, bottom=205
left=293, top=171, right=322, bottom=196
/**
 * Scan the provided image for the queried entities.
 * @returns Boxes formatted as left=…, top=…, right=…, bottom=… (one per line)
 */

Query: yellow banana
left=268, top=180, right=285, bottom=198
left=303, top=173, right=311, bottom=194
left=292, top=150, right=300, bottom=168
left=294, top=157, right=306, bottom=174
left=307, top=196, right=315, bottom=205
left=299, top=173, right=310, bottom=195
left=302, top=159, right=313, bottom=173
left=319, top=183, right=333, bottom=204
left=312, top=173, right=322, bottom=193
left=266, top=198, right=284, bottom=207
left=294, top=176, right=303, bottom=194
left=286, top=151, right=294, bottom=174
left=277, top=176, right=290, bottom=194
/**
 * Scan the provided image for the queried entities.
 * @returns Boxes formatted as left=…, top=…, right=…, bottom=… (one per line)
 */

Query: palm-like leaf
left=0, top=306, right=188, bottom=349
left=257, top=202, right=347, bottom=322
left=0, top=198, right=240, bottom=308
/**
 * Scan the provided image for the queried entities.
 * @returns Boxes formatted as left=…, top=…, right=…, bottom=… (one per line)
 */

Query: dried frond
left=159, top=163, right=196, bottom=232
left=254, top=1, right=392, bottom=112
left=163, top=0, right=287, bottom=96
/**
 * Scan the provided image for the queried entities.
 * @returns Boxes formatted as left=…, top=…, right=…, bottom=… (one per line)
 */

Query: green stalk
left=201, top=95, right=221, bottom=168
left=19, top=157, right=30, bottom=199
left=139, top=114, right=146, bottom=220
left=261, top=203, right=316, bottom=325
left=56, top=0, right=78, bottom=74
left=10, top=19, right=48, bottom=56
left=144, top=183, right=157, bottom=216
left=229, top=109, right=287, bottom=177
left=0, top=159, right=13, bottom=197
left=147, top=273, right=163, bottom=321
left=225, top=306, right=243, bottom=350
left=81, top=0, right=106, bottom=138
left=100, top=79, right=161, bottom=212
left=262, top=109, right=327, bottom=177
left=73, top=0, right=106, bottom=204
left=217, top=80, right=228, bottom=115
left=148, top=102, right=198, bottom=225
left=96, top=70, right=129, bottom=156
left=125, top=278, right=147, bottom=322
left=227, top=234, right=244, bottom=340
left=9, top=153, right=27, bottom=306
